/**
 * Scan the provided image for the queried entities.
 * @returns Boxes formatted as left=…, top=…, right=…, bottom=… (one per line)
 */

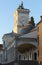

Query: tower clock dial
left=19, top=16, right=28, bottom=26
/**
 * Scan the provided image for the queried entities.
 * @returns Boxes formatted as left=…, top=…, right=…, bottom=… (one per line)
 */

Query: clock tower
left=13, top=2, right=30, bottom=34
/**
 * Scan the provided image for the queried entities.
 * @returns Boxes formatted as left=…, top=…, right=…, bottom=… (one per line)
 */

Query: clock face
left=18, top=13, right=29, bottom=26
left=20, top=17, right=28, bottom=25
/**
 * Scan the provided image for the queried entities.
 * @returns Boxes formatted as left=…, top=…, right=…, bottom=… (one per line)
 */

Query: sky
left=0, top=0, right=42, bottom=44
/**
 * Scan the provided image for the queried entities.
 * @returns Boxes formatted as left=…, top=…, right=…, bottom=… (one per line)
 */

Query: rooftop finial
left=21, top=1, right=23, bottom=7
left=40, top=15, right=42, bottom=21
left=18, top=1, right=24, bottom=9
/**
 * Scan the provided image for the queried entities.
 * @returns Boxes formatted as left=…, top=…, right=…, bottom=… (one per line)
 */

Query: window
left=38, top=50, right=39, bottom=57
left=30, top=52, right=31, bottom=58
left=34, top=53, right=37, bottom=60
left=24, top=56, right=25, bottom=60
left=3, top=41, right=5, bottom=46
left=40, top=62, right=42, bottom=65
left=19, top=55, right=21, bottom=60
left=37, top=27, right=39, bottom=32
left=37, top=35, right=39, bottom=45
left=5, top=50, right=7, bottom=60
left=4, top=41, right=5, bottom=44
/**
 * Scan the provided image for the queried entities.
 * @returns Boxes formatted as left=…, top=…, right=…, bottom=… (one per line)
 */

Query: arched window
left=24, top=56, right=25, bottom=60
left=19, top=55, right=21, bottom=60
left=34, top=53, right=37, bottom=60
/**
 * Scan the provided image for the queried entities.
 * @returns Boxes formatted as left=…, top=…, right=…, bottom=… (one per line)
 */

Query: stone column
left=14, top=37, right=19, bottom=65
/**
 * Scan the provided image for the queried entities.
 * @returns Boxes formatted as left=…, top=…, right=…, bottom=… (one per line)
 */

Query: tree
left=29, top=16, right=35, bottom=26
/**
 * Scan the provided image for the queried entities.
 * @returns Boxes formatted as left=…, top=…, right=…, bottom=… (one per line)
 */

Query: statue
left=18, top=1, right=24, bottom=9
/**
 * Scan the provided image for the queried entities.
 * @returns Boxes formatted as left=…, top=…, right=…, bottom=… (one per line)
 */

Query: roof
left=37, top=21, right=42, bottom=26
left=21, top=24, right=35, bottom=34
left=37, top=15, right=42, bottom=25
left=20, top=28, right=37, bottom=39
left=2, top=31, right=21, bottom=39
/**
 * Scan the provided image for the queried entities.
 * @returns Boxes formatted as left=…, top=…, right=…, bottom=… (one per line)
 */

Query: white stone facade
left=2, top=3, right=39, bottom=64
left=2, top=30, right=38, bottom=64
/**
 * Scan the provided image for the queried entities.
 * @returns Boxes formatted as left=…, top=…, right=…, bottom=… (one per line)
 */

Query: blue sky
left=0, top=0, right=42, bottom=44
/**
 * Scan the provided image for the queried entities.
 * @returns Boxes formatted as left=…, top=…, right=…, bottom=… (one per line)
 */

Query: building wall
left=14, top=10, right=18, bottom=33
left=2, top=35, right=14, bottom=63
left=2, top=46, right=15, bottom=64
left=7, top=46, right=14, bottom=63
left=2, top=36, right=38, bottom=64
left=37, top=22, right=42, bottom=62
left=0, top=50, right=3, bottom=63
left=3, top=35, right=14, bottom=47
